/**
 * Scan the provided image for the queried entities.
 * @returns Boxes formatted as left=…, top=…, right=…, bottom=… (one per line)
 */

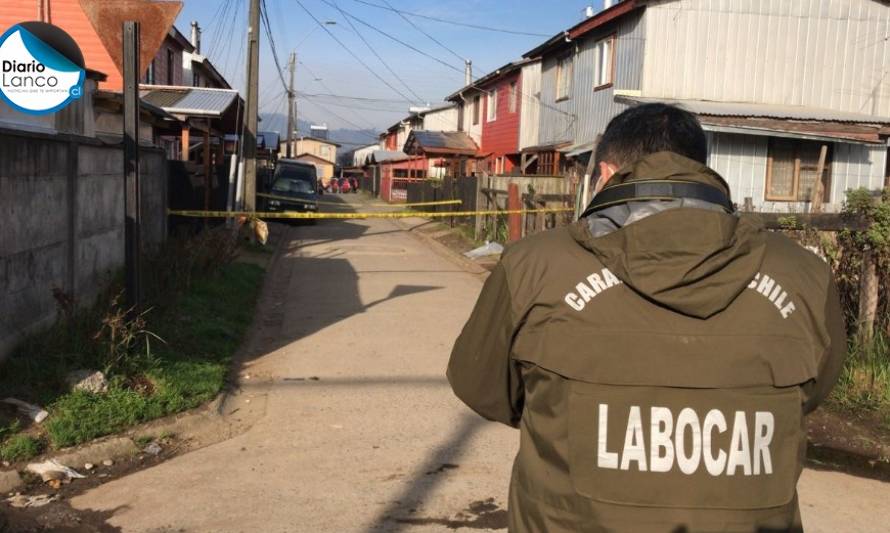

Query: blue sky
left=174, top=0, right=603, bottom=133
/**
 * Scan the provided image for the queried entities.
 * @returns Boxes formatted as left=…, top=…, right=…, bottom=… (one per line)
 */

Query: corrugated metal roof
left=407, top=130, right=478, bottom=154
left=140, top=86, right=238, bottom=117
left=371, top=150, right=409, bottom=163
left=619, top=96, right=890, bottom=125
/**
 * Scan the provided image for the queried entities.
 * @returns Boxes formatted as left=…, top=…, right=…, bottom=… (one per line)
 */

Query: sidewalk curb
left=807, top=441, right=890, bottom=481
left=0, top=227, right=289, bottom=487
left=391, top=216, right=490, bottom=278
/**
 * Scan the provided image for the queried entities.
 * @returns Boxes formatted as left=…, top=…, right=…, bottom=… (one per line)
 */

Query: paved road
left=71, top=195, right=889, bottom=532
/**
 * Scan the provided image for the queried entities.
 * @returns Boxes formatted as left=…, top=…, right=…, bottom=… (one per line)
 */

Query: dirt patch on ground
left=0, top=445, right=174, bottom=532
left=395, top=498, right=508, bottom=530
left=807, top=406, right=890, bottom=481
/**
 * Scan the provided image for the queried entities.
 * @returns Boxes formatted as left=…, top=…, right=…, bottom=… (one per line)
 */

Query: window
left=146, top=59, right=155, bottom=84
left=593, top=35, right=615, bottom=89
left=538, top=151, right=560, bottom=176
left=166, top=49, right=174, bottom=85
left=508, top=81, right=517, bottom=113
left=486, top=89, right=497, bottom=122
left=766, top=138, right=832, bottom=202
left=321, top=145, right=331, bottom=160
left=556, top=54, right=572, bottom=100
left=472, top=94, right=481, bottom=125
left=193, top=72, right=201, bottom=87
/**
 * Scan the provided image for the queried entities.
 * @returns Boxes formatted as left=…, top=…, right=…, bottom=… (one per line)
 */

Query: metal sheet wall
left=537, top=10, right=646, bottom=148
left=423, top=107, right=459, bottom=132
left=642, top=0, right=890, bottom=117
left=519, top=61, right=542, bottom=150
left=706, top=131, right=888, bottom=213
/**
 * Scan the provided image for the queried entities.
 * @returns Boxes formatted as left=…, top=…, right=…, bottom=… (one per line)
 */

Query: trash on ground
left=253, top=219, right=269, bottom=245
left=464, top=241, right=504, bottom=259
left=5, top=493, right=60, bottom=508
left=84, top=463, right=95, bottom=471
left=144, top=442, right=162, bottom=456
left=102, top=459, right=114, bottom=467
left=2, top=398, right=49, bottom=424
left=26, top=459, right=86, bottom=482
left=65, top=370, right=109, bottom=394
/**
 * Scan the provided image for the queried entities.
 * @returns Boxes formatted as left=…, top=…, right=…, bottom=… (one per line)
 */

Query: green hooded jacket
left=447, top=152, right=847, bottom=533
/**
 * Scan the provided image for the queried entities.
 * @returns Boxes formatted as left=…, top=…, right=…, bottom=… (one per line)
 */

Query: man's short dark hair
left=595, top=104, right=708, bottom=168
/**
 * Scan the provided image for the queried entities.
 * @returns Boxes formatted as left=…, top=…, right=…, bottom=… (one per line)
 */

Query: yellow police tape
left=255, top=192, right=462, bottom=209
left=168, top=206, right=572, bottom=220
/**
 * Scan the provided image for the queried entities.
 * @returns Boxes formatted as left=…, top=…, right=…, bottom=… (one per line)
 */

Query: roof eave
left=523, top=0, right=641, bottom=58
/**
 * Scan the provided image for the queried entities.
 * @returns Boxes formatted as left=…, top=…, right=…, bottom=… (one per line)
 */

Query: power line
left=379, top=0, right=464, bottom=63
left=299, top=95, right=406, bottom=113
left=318, top=0, right=464, bottom=75
left=294, top=0, right=420, bottom=103
left=203, top=0, right=231, bottom=60
left=260, top=0, right=290, bottom=92
left=297, top=91, right=413, bottom=104
left=329, top=0, right=426, bottom=103
left=300, top=98, right=380, bottom=141
left=352, top=0, right=551, bottom=37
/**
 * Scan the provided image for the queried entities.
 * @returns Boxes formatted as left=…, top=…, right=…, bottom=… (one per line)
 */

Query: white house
left=526, top=0, right=890, bottom=212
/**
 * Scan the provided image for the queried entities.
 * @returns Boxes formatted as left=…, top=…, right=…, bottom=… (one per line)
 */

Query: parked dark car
left=264, top=160, right=319, bottom=219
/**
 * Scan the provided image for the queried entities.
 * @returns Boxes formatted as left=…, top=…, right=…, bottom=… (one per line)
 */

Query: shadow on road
left=230, top=215, right=446, bottom=382
left=364, top=413, right=488, bottom=532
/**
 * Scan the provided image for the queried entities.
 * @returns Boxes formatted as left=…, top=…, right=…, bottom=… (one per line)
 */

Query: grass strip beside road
left=0, top=259, right=264, bottom=460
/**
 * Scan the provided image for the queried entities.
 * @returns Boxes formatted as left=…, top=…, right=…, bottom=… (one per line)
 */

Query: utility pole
left=286, top=51, right=296, bottom=159
left=465, top=59, right=472, bottom=86
left=242, top=0, right=261, bottom=211
left=122, top=21, right=142, bottom=310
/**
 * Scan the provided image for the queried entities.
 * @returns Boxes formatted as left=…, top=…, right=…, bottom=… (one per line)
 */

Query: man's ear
left=594, top=161, right=618, bottom=194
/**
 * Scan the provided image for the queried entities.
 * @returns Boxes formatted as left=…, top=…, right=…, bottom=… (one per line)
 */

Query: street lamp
left=295, top=20, right=336, bottom=49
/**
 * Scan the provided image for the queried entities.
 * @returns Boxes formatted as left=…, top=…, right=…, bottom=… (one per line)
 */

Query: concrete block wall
left=0, top=128, right=167, bottom=361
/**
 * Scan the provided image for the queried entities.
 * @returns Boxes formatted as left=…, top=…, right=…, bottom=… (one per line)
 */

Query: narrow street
left=68, top=195, right=890, bottom=533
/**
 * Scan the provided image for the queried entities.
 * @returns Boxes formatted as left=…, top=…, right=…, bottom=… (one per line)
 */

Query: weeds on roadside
left=831, top=334, right=890, bottom=415
left=0, top=229, right=263, bottom=455
left=93, top=293, right=163, bottom=377
left=0, top=434, right=43, bottom=462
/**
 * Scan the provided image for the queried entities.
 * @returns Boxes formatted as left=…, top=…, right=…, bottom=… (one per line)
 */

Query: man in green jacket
left=447, top=104, right=847, bottom=533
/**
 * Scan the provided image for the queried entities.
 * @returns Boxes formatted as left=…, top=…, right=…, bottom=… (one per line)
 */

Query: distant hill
left=259, top=112, right=379, bottom=152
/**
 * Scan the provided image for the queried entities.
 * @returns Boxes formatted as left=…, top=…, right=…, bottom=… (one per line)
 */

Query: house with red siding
left=447, top=59, right=536, bottom=176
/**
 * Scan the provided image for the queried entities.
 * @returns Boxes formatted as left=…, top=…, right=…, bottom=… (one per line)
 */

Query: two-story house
left=447, top=60, right=532, bottom=175
left=527, top=0, right=890, bottom=212
left=182, top=22, right=232, bottom=90
left=290, top=136, right=341, bottom=182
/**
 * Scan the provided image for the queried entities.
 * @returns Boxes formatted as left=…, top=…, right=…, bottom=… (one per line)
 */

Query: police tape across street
left=167, top=206, right=574, bottom=219
left=254, top=192, right=465, bottom=209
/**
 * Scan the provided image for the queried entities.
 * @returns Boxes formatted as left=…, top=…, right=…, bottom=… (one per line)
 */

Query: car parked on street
left=264, top=160, right=319, bottom=219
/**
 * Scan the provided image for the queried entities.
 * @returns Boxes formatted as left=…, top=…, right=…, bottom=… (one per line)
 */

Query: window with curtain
left=556, top=55, right=572, bottom=100
left=509, top=81, right=517, bottom=113
left=766, top=138, right=832, bottom=202
left=593, top=35, right=615, bottom=89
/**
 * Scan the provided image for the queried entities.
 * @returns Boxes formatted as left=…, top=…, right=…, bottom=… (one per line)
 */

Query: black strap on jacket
left=580, top=180, right=735, bottom=219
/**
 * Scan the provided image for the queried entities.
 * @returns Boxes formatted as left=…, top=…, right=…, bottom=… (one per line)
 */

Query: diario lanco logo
left=0, top=21, right=85, bottom=115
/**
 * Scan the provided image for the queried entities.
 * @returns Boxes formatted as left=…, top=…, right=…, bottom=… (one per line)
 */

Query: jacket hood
left=569, top=152, right=766, bottom=319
